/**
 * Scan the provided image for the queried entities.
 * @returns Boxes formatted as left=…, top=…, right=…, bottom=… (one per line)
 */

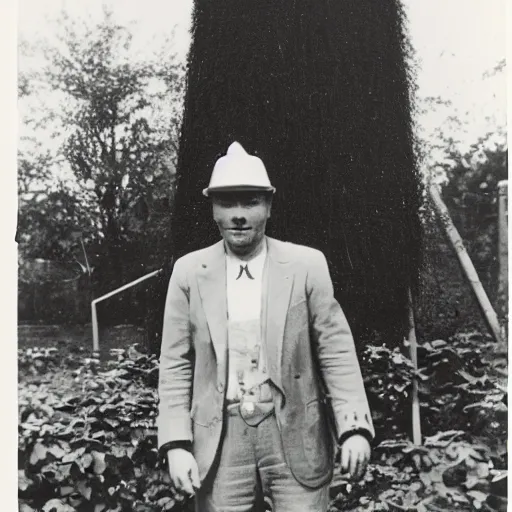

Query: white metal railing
left=91, top=269, right=163, bottom=352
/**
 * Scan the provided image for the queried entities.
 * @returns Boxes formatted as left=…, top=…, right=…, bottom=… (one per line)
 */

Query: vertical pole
left=497, top=180, right=508, bottom=325
left=80, top=237, right=92, bottom=276
left=92, top=301, right=99, bottom=354
left=408, top=289, right=422, bottom=445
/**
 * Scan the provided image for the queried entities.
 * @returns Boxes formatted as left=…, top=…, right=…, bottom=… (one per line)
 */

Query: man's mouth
left=230, top=227, right=251, bottom=231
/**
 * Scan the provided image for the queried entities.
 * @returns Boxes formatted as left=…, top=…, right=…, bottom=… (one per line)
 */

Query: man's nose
left=231, top=214, right=247, bottom=226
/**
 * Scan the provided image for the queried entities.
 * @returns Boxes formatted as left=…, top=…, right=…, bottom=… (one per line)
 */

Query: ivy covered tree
left=169, top=0, right=423, bottom=349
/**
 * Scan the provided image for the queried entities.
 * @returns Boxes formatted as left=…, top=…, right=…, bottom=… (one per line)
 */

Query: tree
left=442, top=138, right=508, bottom=298
left=17, top=140, right=96, bottom=263
left=169, top=0, right=423, bottom=348
left=18, top=7, right=184, bottom=294
left=414, top=129, right=507, bottom=341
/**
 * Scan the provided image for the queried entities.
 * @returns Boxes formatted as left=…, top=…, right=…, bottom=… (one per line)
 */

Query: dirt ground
left=17, top=323, right=147, bottom=354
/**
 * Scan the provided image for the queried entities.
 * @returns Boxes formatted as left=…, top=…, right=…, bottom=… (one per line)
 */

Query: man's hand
left=340, top=434, right=371, bottom=481
left=167, top=448, right=200, bottom=496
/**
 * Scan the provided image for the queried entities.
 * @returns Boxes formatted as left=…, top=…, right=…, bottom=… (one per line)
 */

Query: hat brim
left=203, top=185, right=276, bottom=197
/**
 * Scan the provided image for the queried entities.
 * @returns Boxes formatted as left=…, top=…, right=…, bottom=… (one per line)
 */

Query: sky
left=19, top=0, right=507, bottom=141
left=17, top=0, right=507, bottom=158
left=0, top=3, right=508, bottom=506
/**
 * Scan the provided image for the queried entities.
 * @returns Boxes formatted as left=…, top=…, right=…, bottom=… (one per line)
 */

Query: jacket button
left=217, top=383, right=224, bottom=392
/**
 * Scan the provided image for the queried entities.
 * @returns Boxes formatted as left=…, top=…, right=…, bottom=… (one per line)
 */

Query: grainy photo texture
left=17, top=1, right=507, bottom=511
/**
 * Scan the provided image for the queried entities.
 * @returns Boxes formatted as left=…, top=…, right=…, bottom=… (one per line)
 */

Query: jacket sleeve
left=306, top=250, right=375, bottom=443
left=157, top=257, right=194, bottom=449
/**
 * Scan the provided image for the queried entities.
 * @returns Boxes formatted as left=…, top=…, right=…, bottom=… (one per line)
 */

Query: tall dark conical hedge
left=164, top=0, right=422, bottom=348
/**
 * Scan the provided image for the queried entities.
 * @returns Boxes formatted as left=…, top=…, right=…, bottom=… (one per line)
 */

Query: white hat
left=202, top=141, right=276, bottom=197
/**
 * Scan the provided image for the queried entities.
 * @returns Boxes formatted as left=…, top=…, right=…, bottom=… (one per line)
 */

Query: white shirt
left=226, top=242, right=267, bottom=322
left=225, top=242, right=269, bottom=401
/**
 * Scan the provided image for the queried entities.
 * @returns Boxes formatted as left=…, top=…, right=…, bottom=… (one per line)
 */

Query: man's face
left=211, top=191, right=272, bottom=256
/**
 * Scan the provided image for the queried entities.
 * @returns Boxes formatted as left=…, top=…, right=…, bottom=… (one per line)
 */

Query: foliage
left=18, top=332, right=507, bottom=511
left=361, top=344, right=418, bottom=440
left=330, top=432, right=506, bottom=512
left=18, top=7, right=184, bottom=277
left=335, top=333, right=507, bottom=512
left=414, top=138, right=508, bottom=341
left=441, top=139, right=507, bottom=300
left=17, top=141, right=97, bottom=261
left=362, top=332, right=507, bottom=442
left=19, top=345, right=194, bottom=512
left=416, top=334, right=507, bottom=443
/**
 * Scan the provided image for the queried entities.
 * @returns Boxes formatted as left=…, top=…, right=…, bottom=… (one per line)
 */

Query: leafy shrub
left=361, top=343, right=418, bottom=440
left=416, top=333, right=507, bottom=451
left=331, top=431, right=507, bottom=512
left=343, top=333, right=507, bottom=511
left=19, top=346, right=193, bottom=512
left=19, top=335, right=507, bottom=511
left=362, top=333, right=507, bottom=445
left=19, top=347, right=72, bottom=376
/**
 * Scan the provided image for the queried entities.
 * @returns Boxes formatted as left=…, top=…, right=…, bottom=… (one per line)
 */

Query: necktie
left=236, top=264, right=254, bottom=280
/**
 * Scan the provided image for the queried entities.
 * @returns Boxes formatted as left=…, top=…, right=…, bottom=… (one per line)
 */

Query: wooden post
left=92, top=302, right=100, bottom=354
left=497, top=180, right=508, bottom=324
left=80, top=237, right=92, bottom=276
left=408, top=289, right=422, bottom=445
left=429, top=185, right=503, bottom=344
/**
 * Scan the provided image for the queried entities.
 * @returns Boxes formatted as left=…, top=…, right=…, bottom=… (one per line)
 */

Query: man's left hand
left=340, top=434, right=371, bottom=481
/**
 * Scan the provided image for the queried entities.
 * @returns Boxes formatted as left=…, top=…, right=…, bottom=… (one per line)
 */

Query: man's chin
left=224, top=237, right=253, bottom=253
left=226, top=239, right=250, bottom=249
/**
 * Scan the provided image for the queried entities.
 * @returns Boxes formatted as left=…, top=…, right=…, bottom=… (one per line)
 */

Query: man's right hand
left=167, top=448, right=200, bottom=496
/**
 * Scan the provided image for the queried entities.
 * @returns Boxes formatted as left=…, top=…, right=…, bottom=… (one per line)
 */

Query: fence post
left=92, top=302, right=99, bottom=354
left=497, top=180, right=508, bottom=325
left=408, top=289, right=422, bottom=445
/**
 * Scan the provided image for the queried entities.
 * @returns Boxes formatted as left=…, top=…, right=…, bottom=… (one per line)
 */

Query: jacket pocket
left=302, top=399, right=331, bottom=474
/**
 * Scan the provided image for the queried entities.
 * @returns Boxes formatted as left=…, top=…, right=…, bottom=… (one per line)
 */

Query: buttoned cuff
left=332, top=405, right=375, bottom=443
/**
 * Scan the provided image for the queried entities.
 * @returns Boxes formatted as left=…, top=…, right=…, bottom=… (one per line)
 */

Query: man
left=158, top=142, right=374, bottom=512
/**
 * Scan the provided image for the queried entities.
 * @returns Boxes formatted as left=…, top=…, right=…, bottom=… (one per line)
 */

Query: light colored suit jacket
left=158, top=237, right=374, bottom=489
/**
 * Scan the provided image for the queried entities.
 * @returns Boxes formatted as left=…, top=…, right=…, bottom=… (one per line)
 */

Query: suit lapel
left=264, top=237, right=294, bottom=393
left=196, top=241, right=227, bottom=367
left=195, top=237, right=294, bottom=392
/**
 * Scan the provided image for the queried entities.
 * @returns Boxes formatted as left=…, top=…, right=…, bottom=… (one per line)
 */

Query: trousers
left=195, top=408, right=329, bottom=512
